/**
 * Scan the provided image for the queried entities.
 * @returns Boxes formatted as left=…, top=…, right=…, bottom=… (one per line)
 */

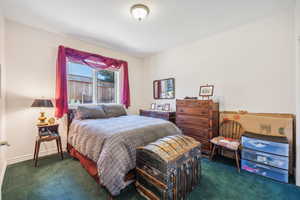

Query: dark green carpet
left=2, top=153, right=300, bottom=200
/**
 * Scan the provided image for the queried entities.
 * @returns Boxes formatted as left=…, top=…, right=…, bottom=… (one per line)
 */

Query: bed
left=66, top=106, right=181, bottom=196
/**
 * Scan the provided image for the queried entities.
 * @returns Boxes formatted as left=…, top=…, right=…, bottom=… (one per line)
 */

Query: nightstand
left=33, top=124, right=63, bottom=167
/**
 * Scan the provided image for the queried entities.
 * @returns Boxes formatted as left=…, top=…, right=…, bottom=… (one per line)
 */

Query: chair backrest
left=219, top=120, right=244, bottom=140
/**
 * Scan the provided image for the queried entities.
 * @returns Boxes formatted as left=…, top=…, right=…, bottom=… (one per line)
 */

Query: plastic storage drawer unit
left=242, top=148, right=288, bottom=170
left=242, top=133, right=288, bottom=157
left=242, top=159, right=288, bottom=183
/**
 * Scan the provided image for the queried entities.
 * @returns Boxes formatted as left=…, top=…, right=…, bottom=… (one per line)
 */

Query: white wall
left=4, top=20, right=146, bottom=164
left=295, top=0, right=300, bottom=187
left=0, top=7, right=7, bottom=198
left=143, top=5, right=299, bottom=183
left=143, top=7, right=296, bottom=115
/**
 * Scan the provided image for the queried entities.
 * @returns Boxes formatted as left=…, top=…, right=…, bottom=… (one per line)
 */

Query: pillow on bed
left=76, top=105, right=107, bottom=120
left=102, top=104, right=127, bottom=118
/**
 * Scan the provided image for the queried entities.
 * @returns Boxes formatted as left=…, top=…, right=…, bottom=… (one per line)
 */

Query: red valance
left=55, top=45, right=130, bottom=118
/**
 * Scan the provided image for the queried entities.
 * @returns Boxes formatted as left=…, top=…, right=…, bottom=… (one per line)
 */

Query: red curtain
left=55, top=45, right=130, bottom=118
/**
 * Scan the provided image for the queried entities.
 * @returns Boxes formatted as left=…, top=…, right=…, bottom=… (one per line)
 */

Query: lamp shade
left=31, top=99, right=53, bottom=108
left=130, top=4, right=150, bottom=21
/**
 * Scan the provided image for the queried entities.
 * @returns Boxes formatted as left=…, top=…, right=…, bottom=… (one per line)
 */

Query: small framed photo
left=156, top=104, right=163, bottom=110
left=199, top=85, right=214, bottom=97
left=150, top=103, right=156, bottom=110
left=163, top=103, right=171, bottom=111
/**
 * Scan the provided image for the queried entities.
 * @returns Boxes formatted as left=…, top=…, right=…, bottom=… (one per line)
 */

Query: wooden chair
left=210, top=120, right=244, bottom=172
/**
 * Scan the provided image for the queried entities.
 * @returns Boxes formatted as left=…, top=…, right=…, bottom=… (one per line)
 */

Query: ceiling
left=0, top=0, right=294, bottom=57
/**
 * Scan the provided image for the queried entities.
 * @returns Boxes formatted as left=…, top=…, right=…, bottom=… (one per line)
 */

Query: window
left=67, top=62, right=119, bottom=105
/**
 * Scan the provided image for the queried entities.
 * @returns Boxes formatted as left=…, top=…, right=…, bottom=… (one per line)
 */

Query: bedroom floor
left=2, top=153, right=300, bottom=200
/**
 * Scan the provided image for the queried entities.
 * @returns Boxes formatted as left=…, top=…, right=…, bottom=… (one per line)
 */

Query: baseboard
left=7, top=146, right=66, bottom=165
left=0, top=159, right=7, bottom=200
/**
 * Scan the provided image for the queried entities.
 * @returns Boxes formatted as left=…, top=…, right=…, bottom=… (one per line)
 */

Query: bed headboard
left=67, top=109, right=76, bottom=139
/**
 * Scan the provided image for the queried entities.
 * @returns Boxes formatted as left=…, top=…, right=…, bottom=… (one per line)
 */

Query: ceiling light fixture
left=130, top=4, right=150, bottom=21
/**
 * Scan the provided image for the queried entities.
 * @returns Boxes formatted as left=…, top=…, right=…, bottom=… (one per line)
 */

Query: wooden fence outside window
left=68, top=74, right=115, bottom=104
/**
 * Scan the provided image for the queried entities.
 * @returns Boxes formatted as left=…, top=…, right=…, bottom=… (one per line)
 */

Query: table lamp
left=31, top=99, right=53, bottom=125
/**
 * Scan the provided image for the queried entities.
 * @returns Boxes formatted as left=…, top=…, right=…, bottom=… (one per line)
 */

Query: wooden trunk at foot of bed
left=135, top=135, right=202, bottom=200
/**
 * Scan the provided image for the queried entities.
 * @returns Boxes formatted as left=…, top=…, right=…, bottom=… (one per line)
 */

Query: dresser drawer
left=177, top=107, right=209, bottom=117
left=153, top=113, right=169, bottom=119
left=242, top=136, right=288, bottom=157
left=176, top=100, right=210, bottom=108
left=179, top=126, right=210, bottom=139
left=141, top=111, right=167, bottom=117
left=140, top=110, right=151, bottom=116
left=141, top=112, right=162, bottom=119
left=241, top=159, right=288, bottom=183
left=176, top=115, right=209, bottom=128
left=139, top=110, right=175, bottom=123
left=242, top=148, right=288, bottom=170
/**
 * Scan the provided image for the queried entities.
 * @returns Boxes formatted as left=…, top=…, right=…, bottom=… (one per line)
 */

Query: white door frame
left=295, top=35, right=300, bottom=186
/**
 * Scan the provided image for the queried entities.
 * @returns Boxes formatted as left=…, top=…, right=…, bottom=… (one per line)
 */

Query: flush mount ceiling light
left=130, top=4, right=150, bottom=21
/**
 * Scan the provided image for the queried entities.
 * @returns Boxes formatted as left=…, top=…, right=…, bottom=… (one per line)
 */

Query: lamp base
left=37, top=122, right=48, bottom=126
left=37, top=112, right=47, bottom=126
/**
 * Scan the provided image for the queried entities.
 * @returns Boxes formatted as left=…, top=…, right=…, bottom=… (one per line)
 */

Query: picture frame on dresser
left=163, top=103, right=171, bottom=111
left=150, top=103, right=156, bottom=110
left=156, top=104, right=163, bottom=110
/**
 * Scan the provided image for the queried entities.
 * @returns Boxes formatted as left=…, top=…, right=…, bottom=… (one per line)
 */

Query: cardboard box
left=220, top=111, right=295, bottom=174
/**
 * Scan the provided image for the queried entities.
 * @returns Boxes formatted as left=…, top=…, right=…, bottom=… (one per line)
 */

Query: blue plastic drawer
left=242, top=149, right=288, bottom=170
left=242, top=159, right=288, bottom=183
left=242, top=136, right=288, bottom=156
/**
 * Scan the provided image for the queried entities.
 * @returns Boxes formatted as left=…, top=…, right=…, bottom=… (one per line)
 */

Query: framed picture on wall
left=199, top=85, right=214, bottom=97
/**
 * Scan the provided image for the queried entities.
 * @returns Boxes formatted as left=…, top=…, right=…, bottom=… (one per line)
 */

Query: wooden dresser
left=176, top=99, right=219, bottom=154
left=139, top=109, right=176, bottom=123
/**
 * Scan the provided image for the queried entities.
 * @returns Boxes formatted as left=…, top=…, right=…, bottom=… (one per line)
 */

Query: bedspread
left=68, top=115, right=181, bottom=195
